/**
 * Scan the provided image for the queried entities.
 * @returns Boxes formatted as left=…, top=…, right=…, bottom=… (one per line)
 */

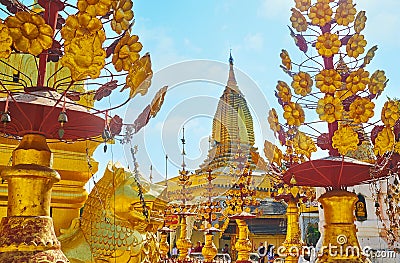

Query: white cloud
left=244, top=33, right=264, bottom=51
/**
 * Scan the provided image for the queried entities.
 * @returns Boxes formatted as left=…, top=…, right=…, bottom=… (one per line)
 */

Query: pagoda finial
left=181, top=126, right=186, bottom=170
left=227, top=51, right=238, bottom=88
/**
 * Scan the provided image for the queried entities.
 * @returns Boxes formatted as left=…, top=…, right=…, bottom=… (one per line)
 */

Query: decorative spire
left=229, top=49, right=234, bottom=65
left=181, top=126, right=186, bottom=170
left=227, top=51, right=238, bottom=88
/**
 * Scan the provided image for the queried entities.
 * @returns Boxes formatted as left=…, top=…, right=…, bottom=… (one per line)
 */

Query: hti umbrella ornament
left=0, top=0, right=168, bottom=261
left=266, top=0, right=398, bottom=262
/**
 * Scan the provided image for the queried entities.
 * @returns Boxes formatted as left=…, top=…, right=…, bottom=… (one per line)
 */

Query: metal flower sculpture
left=268, top=0, right=397, bottom=262
left=0, top=0, right=167, bottom=143
left=0, top=0, right=167, bottom=261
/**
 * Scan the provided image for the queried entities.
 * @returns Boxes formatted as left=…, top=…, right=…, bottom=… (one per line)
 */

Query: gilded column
left=283, top=196, right=303, bottom=263
left=234, top=219, right=252, bottom=263
left=317, top=190, right=366, bottom=263
left=176, top=216, right=191, bottom=261
left=202, top=233, right=218, bottom=263
left=0, top=134, right=68, bottom=262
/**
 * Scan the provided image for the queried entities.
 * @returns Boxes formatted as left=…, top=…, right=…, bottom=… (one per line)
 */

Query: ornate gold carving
left=59, top=163, right=166, bottom=263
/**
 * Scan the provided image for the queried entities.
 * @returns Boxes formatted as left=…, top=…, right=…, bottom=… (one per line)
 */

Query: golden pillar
left=176, top=216, right=191, bottom=261
left=317, top=190, right=366, bottom=263
left=159, top=232, right=170, bottom=260
left=202, top=233, right=218, bottom=263
left=283, top=196, right=303, bottom=263
left=0, top=134, right=68, bottom=262
left=234, top=219, right=252, bottom=263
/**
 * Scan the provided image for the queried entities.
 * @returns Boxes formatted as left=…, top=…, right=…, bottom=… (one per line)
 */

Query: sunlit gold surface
left=176, top=216, right=192, bottom=260
left=317, top=190, right=366, bottom=263
left=197, top=58, right=256, bottom=174
left=234, top=219, right=252, bottom=263
left=159, top=232, right=169, bottom=260
left=0, top=134, right=68, bottom=262
left=283, top=197, right=304, bottom=263
left=59, top=162, right=166, bottom=263
left=0, top=134, right=101, bottom=235
left=202, top=233, right=218, bottom=263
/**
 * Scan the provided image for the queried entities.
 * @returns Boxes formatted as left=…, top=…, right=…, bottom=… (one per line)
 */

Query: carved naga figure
left=58, top=162, right=167, bottom=263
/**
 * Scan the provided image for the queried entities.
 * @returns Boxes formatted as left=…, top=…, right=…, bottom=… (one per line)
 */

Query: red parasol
left=0, top=90, right=104, bottom=140
left=282, top=156, right=386, bottom=188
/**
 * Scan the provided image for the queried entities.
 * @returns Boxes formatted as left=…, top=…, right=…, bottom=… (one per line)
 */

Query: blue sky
left=85, top=0, right=400, bottom=186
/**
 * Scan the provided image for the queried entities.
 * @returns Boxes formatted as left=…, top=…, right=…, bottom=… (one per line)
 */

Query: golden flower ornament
left=61, top=13, right=104, bottom=46
left=61, top=34, right=106, bottom=81
left=346, top=68, right=370, bottom=94
left=0, top=22, right=12, bottom=58
left=276, top=80, right=292, bottom=103
left=332, top=126, right=359, bottom=156
left=77, top=0, right=112, bottom=17
left=123, top=53, right=153, bottom=98
left=308, top=2, right=332, bottom=27
left=5, top=11, right=53, bottom=56
left=283, top=102, right=305, bottom=126
left=346, top=34, right=367, bottom=58
left=111, top=0, right=134, bottom=34
left=264, top=140, right=283, bottom=166
left=381, top=100, right=400, bottom=127
left=335, top=1, right=356, bottom=26
left=293, top=131, right=316, bottom=159
left=354, top=11, right=367, bottom=33
left=374, top=127, right=394, bottom=156
left=315, top=69, right=342, bottom=94
left=294, top=0, right=311, bottom=12
left=348, top=97, right=375, bottom=124
left=280, top=49, right=291, bottom=70
left=268, top=108, right=280, bottom=133
left=112, top=33, right=143, bottom=72
left=316, top=33, right=341, bottom=57
left=290, top=8, right=307, bottom=32
left=368, top=70, right=387, bottom=95
left=316, top=95, right=343, bottom=123
left=291, top=71, right=313, bottom=96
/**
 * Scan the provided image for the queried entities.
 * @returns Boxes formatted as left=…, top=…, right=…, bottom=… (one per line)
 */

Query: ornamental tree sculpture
left=0, top=0, right=167, bottom=261
left=267, top=0, right=398, bottom=262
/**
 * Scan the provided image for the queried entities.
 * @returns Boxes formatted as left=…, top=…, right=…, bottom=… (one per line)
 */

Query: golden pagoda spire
left=227, top=50, right=238, bottom=89
left=198, top=53, right=256, bottom=172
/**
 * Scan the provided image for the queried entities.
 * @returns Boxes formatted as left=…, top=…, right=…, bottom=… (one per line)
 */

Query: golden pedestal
left=176, top=216, right=191, bottom=261
left=283, top=197, right=304, bottom=263
left=317, top=190, right=367, bottom=263
left=0, top=134, right=68, bottom=262
left=234, top=219, right=252, bottom=263
left=202, top=233, right=218, bottom=263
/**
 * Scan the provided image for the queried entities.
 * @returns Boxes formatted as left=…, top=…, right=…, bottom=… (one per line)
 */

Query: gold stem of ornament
left=283, top=197, right=303, bottom=263
left=317, top=190, right=366, bottom=263
left=159, top=232, right=169, bottom=260
left=176, top=216, right=191, bottom=260
left=202, top=233, right=218, bottom=263
left=234, top=219, right=252, bottom=262
left=0, top=134, right=68, bottom=261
